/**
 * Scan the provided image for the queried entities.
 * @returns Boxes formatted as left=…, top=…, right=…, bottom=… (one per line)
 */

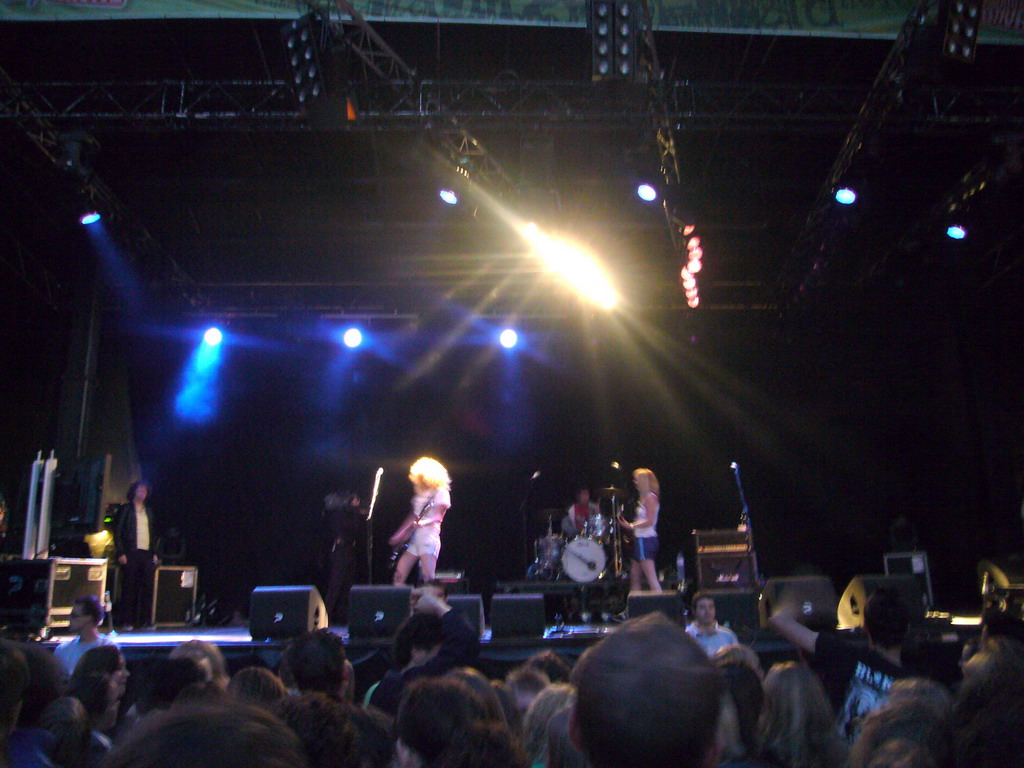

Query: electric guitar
left=389, top=496, right=435, bottom=564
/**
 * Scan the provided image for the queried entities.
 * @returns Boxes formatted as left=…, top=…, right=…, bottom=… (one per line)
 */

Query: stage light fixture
left=79, top=211, right=101, bottom=225
left=835, top=187, right=857, bottom=205
left=590, top=1, right=637, bottom=81
left=343, top=328, right=363, bottom=348
left=637, top=183, right=657, bottom=202
left=520, top=223, right=619, bottom=310
left=439, top=189, right=459, bottom=205
left=687, top=295, right=700, bottom=308
left=941, top=0, right=982, bottom=63
left=946, top=225, right=968, bottom=240
left=687, top=258, right=702, bottom=274
left=499, top=329, right=518, bottom=349
left=203, top=327, right=223, bottom=346
left=682, top=224, right=695, bottom=236
left=281, top=12, right=330, bottom=107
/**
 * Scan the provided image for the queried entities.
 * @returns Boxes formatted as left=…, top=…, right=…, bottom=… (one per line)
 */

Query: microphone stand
left=730, top=462, right=763, bottom=587
left=519, top=473, right=540, bottom=578
left=365, top=467, right=383, bottom=584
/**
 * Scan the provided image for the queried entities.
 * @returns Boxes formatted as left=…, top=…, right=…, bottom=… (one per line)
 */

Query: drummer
left=561, top=486, right=599, bottom=539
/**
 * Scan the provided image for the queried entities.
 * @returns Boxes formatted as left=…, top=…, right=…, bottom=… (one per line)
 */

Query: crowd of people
left=3, top=587, right=1024, bottom=768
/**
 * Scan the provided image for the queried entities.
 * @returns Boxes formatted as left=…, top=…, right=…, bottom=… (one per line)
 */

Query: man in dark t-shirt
left=769, top=586, right=911, bottom=740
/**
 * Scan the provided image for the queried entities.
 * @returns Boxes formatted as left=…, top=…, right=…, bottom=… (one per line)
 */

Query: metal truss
left=3, top=77, right=1021, bottom=133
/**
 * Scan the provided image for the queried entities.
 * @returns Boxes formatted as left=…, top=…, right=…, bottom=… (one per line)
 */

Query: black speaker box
left=490, top=593, right=546, bottom=638
left=448, top=594, right=485, bottom=637
left=705, top=589, right=760, bottom=633
left=347, top=585, right=412, bottom=639
left=838, top=574, right=926, bottom=628
left=759, top=576, right=839, bottom=629
left=152, top=566, right=198, bottom=627
left=697, top=553, right=758, bottom=590
left=627, top=590, right=683, bottom=623
left=250, top=585, right=328, bottom=640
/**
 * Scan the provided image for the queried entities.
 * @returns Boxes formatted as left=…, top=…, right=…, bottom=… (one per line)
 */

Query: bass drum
left=561, top=538, right=607, bottom=583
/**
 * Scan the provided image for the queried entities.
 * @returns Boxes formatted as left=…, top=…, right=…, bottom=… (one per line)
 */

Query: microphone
left=531, top=471, right=541, bottom=480
left=375, top=467, right=384, bottom=477
left=730, top=462, right=739, bottom=470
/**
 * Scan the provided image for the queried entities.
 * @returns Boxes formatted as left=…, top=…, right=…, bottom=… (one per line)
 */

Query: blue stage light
left=439, top=189, right=458, bottom=205
left=637, top=183, right=657, bottom=202
left=343, top=328, right=363, bottom=348
left=835, top=188, right=857, bottom=205
left=499, top=329, right=518, bottom=349
left=203, top=327, right=223, bottom=346
left=80, top=211, right=101, bottom=225
left=946, top=225, right=967, bottom=240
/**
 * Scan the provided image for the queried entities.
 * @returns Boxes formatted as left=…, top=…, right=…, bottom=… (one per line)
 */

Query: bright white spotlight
left=439, top=189, right=459, bottom=205
left=343, top=328, right=363, bottom=348
left=499, top=329, right=518, bottom=349
left=946, top=225, right=967, bottom=240
left=80, top=211, right=101, bottom=225
left=835, top=187, right=857, bottom=205
left=203, top=327, right=223, bottom=346
left=520, top=224, right=619, bottom=310
left=637, top=183, right=657, bottom=202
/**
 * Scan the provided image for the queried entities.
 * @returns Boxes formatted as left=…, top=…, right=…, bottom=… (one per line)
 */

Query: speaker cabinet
left=447, top=594, right=485, bottom=637
left=838, top=574, right=926, bottom=629
left=885, top=552, right=933, bottom=608
left=706, top=589, right=760, bottom=633
left=490, top=593, right=545, bottom=638
left=627, top=590, right=683, bottom=623
left=250, top=585, right=328, bottom=640
left=759, top=576, right=839, bottom=629
left=697, top=553, right=758, bottom=590
left=347, top=585, right=412, bottom=639
left=152, top=566, right=198, bottom=627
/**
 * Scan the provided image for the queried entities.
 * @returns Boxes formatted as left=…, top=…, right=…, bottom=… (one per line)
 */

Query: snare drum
left=561, top=538, right=607, bottom=582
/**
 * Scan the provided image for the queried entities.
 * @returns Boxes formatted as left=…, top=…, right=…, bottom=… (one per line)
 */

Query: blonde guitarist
left=389, top=457, right=451, bottom=585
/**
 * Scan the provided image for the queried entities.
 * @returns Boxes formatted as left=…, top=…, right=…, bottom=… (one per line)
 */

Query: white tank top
left=634, top=492, right=659, bottom=538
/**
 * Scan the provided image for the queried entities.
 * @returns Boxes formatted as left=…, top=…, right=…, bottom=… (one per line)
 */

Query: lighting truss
left=3, top=78, right=1020, bottom=132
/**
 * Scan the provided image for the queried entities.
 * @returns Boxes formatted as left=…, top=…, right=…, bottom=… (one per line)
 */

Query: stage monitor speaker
left=759, top=576, right=839, bottom=630
left=347, top=585, right=412, bottom=639
left=490, top=593, right=545, bottom=638
left=152, top=566, right=198, bottom=627
left=838, top=574, right=926, bottom=629
left=448, top=594, right=485, bottom=637
left=250, top=585, right=328, bottom=641
left=705, top=589, right=760, bottom=633
left=627, top=591, right=683, bottom=624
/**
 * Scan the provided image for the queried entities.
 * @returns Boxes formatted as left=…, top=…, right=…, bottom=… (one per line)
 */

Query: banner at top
left=1, top=0, right=1022, bottom=43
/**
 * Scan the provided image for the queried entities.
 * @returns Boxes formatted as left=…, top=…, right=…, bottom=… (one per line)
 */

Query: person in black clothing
left=321, top=491, right=366, bottom=625
left=113, top=481, right=158, bottom=631
left=368, top=584, right=479, bottom=716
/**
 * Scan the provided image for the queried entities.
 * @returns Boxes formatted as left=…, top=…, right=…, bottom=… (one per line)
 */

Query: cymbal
left=597, top=487, right=627, bottom=499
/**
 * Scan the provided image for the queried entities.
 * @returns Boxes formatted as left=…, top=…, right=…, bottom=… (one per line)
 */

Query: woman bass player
left=617, top=468, right=662, bottom=593
left=389, top=457, right=451, bottom=586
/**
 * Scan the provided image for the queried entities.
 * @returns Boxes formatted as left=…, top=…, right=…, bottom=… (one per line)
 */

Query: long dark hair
left=127, top=481, right=151, bottom=503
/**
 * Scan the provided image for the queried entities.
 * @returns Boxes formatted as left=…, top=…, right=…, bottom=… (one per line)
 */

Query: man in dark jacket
left=113, top=481, right=158, bottom=630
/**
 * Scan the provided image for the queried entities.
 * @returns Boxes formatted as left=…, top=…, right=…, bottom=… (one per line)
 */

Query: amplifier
left=152, top=566, right=198, bottom=627
left=697, top=552, right=758, bottom=590
left=693, top=528, right=752, bottom=554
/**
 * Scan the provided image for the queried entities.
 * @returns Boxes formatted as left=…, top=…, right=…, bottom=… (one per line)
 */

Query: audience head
left=546, top=707, right=587, bottom=768
left=952, top=635, right=1024, bottom=768
left=74, top=645, right=129, bottom=699
left=69, top=595, right=104, bottom=635
left=521, top=683, right=575, bottom=765
left=570, top=613, right=722, bottom=768
left=445, top=668, right=506, bottom=725
left=864, top=588, right=909, bottom=650
left=393, top=613, right=443, bottom=669
left=0, top=641, right=28, bottom=736
left=690, top=592, right=718, bottom=630
left=15, top=641, right=63, bottom=728
left=67, top=671, right=120, bottom=732
left=429, top=720, right=529, bottom=768
left=523, top=650, right=572, bottom=684
left=347, top=705, right=394, bottom=768
left=504, top=666, right=550, bottom=714
left=713, top=660, right=764, bottom=761
left=850, top=697, right=951, bottom=768
left=39, top=697, right=91, bottom=768
left=169, top=640, right=230, bottom=689
left=760, top=661, right=847, bottom=768
left=135, top=657, right=207, bottom=715
left=489, top=682, right=522, bottom=735
left=713, top=643, right=765, bottom=680
left=281, top=629, right=349, bottom=699
left=885, top=677, right=952, bottom=716
left=395, top=677, right=489, bottom=768
left=102, top=703, right=308, bottom=768
left=274, top=693, right=357, bottom=768
left=228, top=667, right=288, bottom=711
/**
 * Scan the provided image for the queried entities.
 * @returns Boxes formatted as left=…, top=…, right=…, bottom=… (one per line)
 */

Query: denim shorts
left=631, top=535, right=659, bottom=561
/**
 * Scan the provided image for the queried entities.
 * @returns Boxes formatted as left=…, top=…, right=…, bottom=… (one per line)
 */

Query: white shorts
left=406, top=529, right=441, bottom=558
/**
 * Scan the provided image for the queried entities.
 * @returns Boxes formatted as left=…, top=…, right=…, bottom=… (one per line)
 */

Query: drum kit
left=528, top=487, right=628, bottom=583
